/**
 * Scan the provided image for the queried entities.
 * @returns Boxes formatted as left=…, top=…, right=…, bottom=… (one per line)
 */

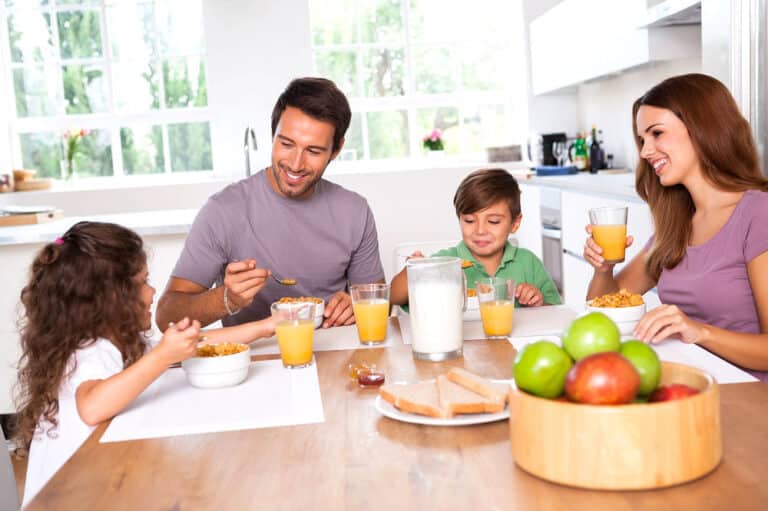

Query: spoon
left=271, top=273, right=297, bottom=286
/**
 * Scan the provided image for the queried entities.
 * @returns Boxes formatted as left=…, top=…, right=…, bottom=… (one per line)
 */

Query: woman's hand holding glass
left=583, top=224, right=634, bottom=273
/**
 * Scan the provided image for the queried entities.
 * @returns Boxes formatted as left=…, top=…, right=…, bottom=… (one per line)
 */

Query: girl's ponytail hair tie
left=54, top=237, right=64, bottom=246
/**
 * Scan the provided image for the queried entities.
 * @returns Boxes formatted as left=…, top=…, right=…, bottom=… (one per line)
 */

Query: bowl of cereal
left=587, top=289, right=646, bottom=334
left=275, top=296, right=325, bottom=328
left=181, top=342, right=251, bottom=388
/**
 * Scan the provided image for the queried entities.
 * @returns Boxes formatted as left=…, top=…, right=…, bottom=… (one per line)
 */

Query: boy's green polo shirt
left=432, top=241, right=561, bottom=306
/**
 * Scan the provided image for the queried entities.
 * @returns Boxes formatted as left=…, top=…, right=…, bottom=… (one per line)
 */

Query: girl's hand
left=515, top=283, right=544, bottom=307
left=633, top=304, right=706, bottom=345
left=157, top=317, right=201, bottom=365
left=583, top=224, right=634, bottom=273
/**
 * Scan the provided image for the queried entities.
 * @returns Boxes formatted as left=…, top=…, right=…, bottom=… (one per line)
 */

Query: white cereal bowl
left=181, top=345, right=251, bottom=388
left=273, top=299, right=325, bottom=328
left=464, top=295, right=480, bottom=321
left=586, top=302, right=646, bottom=335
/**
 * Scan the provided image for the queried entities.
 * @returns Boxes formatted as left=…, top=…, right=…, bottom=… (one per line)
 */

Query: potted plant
left=422, top=128, right=445, bottom=155
left=62, top=128, right=90, bottom=180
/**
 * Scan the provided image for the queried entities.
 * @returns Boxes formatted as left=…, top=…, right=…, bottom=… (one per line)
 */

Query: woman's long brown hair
left=633, top=73, right=768, bottom=280
left=13, top=222, right=149, bottom=453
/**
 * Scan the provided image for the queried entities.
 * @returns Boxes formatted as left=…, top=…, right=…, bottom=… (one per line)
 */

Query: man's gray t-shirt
left=172, top=169, right=385, bottom=326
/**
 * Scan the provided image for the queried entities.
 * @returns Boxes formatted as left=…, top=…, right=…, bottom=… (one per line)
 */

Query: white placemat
left=100, top=359, right=324, bottom=443
left=399, top=305, right=579, bottom=344
left=248, top=317, right=402, bottom=356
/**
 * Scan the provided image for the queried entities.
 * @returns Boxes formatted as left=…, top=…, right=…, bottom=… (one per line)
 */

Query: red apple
left=564, top=352, right=640, bottom=405
left=649, top=384, right=700, bottom=402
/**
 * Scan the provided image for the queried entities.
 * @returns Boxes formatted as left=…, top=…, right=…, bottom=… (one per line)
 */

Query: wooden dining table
left=28, top=335, right=768, bottom=510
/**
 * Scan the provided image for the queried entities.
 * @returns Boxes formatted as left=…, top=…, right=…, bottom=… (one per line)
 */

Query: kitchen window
left=308, top=0, right=528, bottom=161
left=1, top=0, right=212, bottom=179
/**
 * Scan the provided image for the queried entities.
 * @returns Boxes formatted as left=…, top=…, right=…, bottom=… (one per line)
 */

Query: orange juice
left=479, top=300, right=515, bottom=338
left=275, top=319, right=314, bottom=367
left=592, top=224, right=627, bottom=263
left=353, top=298, right=389, bottom=344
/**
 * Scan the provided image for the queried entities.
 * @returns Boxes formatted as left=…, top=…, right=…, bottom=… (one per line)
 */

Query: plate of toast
left=376, top=367, right=511, bottom=426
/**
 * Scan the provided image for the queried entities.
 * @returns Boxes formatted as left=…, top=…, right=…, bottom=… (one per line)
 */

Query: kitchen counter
left=521, top=171, right=642, bottom=201
left=0, top=172, right=642, bottom=247
left=0, top=208, right=198, bottom=246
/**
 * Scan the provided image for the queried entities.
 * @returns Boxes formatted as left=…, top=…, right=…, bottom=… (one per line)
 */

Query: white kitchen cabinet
left=560, top=190, right=653, bottom=304
left=529, top=0, right=700, bottom=94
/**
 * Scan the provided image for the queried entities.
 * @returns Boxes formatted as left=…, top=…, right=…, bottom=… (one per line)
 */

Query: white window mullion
left=99, top=0, right=123, bottom=177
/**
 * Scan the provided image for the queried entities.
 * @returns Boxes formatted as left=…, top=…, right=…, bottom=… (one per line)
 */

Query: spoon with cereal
left=271, top=273, right=297, bottom=286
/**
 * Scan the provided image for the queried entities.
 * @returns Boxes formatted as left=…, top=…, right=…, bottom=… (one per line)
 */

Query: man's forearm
left=156, top=287, right=227, bottom=330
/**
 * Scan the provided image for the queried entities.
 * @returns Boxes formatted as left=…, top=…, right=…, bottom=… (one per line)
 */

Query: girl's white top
left=22, top=338, right=124, bottom=507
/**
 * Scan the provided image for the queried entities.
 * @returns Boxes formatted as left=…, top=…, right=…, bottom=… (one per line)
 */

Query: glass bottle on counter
left=570, top=132, right=588, bottom=171
left=589, top=125, right=604, bottom=173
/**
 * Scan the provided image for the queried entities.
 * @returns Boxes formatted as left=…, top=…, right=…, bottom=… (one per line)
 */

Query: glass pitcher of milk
left=406, top=256, right=465, bottom=361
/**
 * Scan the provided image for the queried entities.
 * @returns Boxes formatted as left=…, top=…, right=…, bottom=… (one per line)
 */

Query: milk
left=409, top=280, right=463, bottom=355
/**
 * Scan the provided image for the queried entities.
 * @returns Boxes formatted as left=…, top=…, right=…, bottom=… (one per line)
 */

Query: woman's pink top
left=650, top=189, right=768, bottom=381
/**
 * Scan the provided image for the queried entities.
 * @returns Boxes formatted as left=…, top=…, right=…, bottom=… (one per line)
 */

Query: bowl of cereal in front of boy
left=182, top=342, right=251, bottom=388
left=587, top=289, right=646, bottom=334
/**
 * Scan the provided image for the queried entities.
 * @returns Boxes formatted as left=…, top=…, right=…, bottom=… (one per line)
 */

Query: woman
left=583, top=73, right=768, bottom=379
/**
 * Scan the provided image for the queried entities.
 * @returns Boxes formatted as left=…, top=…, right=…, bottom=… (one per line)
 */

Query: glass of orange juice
left=350, top=283, right=390, bottom=345
left=589, top=206, right=629, bottom=263
left=271, top=302, right=316, bottom=368
left=475, top=277, right=516, bottom=339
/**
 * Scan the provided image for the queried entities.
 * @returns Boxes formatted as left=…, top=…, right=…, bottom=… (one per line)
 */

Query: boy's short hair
left=453, top=168, right=521, bottom=218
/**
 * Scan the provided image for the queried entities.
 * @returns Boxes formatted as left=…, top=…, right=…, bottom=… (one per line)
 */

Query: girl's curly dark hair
left=13, top=221, right=149, bottom=453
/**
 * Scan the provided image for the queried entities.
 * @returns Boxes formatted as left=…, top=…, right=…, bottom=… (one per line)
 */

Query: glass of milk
left=406, top=256, right=465, bottom=361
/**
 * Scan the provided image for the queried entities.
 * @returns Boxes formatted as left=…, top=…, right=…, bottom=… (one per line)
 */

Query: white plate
left=2, top=205, right=56, bottom=214
left=374, top=379, right=512, bottom=426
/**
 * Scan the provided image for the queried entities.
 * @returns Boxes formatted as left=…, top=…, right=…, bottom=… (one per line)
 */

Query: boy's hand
left=515, top=283, right=544, bottom=307
left=157, top=317, right=201, bottom=365
left=405, top=251, right=425, bottom=261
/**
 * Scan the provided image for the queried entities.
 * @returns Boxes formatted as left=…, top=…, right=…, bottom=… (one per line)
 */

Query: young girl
left=584, top=73, right=768, bottom=378
left=13, top=221, right=276, bottom=506
left=390, top=168, right=561, bottom=307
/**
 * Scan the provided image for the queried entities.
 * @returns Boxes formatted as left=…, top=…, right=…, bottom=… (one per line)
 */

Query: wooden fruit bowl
left=509, top=362, right=721, bottom=490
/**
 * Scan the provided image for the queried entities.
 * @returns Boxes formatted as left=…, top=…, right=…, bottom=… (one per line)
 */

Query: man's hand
left=223, top=258, right=269, bottom=310
left=323, top=290, right=355, bottom=328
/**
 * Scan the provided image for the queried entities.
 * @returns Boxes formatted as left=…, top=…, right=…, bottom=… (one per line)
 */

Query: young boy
left=390, top=168, right=561, bottom=307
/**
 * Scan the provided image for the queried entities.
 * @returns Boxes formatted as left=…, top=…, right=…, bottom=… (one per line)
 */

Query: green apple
left=513, top=340, right=573, bottom=399
left=562, top=312, right=620, bottom=361
left=620, top=340, right=661, bottom=396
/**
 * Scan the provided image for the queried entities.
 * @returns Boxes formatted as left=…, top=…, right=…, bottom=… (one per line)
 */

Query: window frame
left=0, top=0, right=213, bottom=180
left=309, top=0, right=528, bottom=164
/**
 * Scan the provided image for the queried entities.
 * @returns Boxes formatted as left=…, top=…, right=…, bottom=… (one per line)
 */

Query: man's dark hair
left=271, top=77, right=351, bottom=153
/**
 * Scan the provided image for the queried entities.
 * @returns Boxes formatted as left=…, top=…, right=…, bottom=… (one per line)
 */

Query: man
left=156, top=77, right=385, bottom=329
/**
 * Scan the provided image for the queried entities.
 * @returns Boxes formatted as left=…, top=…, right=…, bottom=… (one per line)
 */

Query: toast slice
left=436, top=375, right=505, bottom=417
left=379, top=381, right=446, bottom=418
left=446, top=367, right=510, bottom=405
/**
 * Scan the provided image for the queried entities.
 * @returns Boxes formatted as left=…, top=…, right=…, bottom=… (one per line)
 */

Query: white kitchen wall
left=203, top=0, right=313, bottom=179
left=576, top=57, right=703, bottom=170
